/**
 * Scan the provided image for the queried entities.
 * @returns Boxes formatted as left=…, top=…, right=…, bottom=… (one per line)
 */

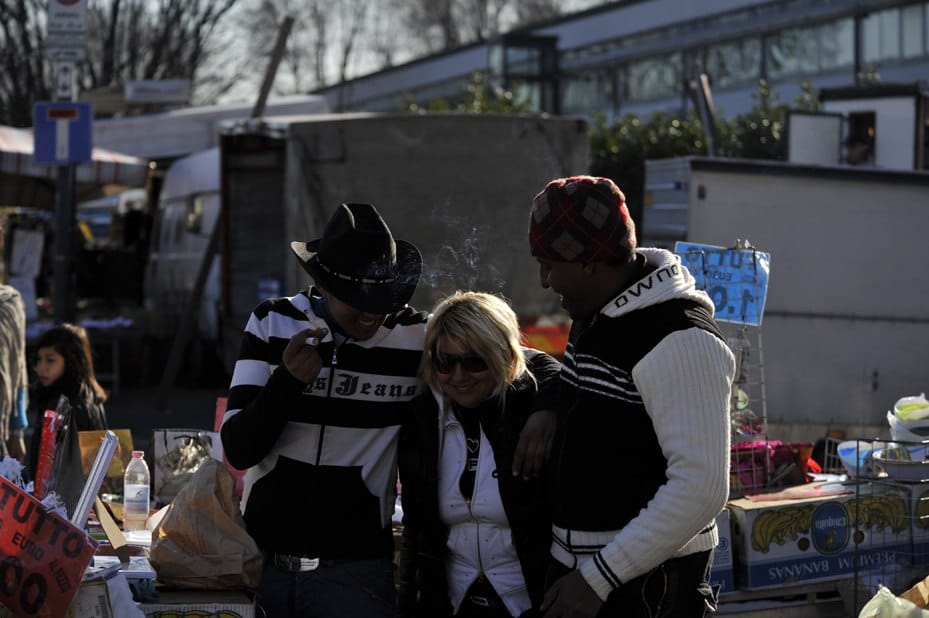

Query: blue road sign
left=33, top=101, right=92, bottom=165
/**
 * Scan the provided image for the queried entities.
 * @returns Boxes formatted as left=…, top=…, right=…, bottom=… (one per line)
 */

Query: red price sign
left=0, top=475, right=97, bottom=616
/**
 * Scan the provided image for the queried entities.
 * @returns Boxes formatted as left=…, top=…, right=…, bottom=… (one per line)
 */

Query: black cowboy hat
left=291, top=203, right=423, bottom=314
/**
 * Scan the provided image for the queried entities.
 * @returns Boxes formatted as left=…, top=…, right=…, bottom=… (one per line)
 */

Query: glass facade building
left=313, top=0, right=929, bottom=122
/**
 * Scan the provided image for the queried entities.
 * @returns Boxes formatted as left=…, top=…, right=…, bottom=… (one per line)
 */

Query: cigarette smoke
left=420, top=211, right=504, bottom=293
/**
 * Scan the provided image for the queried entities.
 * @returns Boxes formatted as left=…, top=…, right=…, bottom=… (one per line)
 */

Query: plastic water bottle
left=123, top=450, right=150, bottom=531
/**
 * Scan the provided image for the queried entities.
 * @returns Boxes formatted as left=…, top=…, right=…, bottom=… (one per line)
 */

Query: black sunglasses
left=432, top=350, right=488, bottom=374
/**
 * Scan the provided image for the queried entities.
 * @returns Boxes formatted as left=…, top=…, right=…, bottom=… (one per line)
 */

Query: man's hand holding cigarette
left=283, top=326, right=330, bottom=383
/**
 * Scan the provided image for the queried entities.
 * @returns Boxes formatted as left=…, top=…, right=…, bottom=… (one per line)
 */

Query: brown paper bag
left=149, top=459, right=262, bottom=590
left=901, top=575, right=929, bottom=609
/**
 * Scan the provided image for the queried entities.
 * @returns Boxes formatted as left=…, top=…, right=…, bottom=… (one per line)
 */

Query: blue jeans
left=257, top=557, right=396, bottom=618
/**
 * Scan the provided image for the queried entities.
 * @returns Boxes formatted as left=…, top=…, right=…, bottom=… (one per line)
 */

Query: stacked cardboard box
left=711, top=510, right=735, bottom=594
left=728, top=483, right=911, bottom=590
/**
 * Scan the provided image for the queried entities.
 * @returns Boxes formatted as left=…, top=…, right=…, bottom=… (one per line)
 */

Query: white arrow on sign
left=47, top=107, right=80, bottom=161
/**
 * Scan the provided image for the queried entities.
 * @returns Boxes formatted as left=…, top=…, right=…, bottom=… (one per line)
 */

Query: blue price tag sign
left=674, top=242, right=770, bottom=326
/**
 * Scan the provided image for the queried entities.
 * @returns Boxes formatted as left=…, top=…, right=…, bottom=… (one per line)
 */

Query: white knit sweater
left=554, top=248, right=736, bottom=602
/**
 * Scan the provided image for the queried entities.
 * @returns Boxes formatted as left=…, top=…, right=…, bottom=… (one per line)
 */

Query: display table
left=83, top=530, right=257, bottom=617
left=718, top=580, right=849, bottom=616
left=139, top=590, right=255, bottom=617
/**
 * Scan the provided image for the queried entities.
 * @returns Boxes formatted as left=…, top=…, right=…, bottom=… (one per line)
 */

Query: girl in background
left=27, top=323, right=108, bottom=480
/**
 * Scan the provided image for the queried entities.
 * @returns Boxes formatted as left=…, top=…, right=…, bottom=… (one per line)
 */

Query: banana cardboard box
left=728, top=482, right=912, bottom=590
left=904, top=483, right=929, bottom=562
left=710, top=509, right=735, bottom=594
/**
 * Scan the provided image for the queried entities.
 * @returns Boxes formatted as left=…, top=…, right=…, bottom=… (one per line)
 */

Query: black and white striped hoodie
left=221, top=288, right=427, bottom=561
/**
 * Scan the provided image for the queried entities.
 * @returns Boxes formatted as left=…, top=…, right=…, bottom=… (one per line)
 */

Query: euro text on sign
left=0, top=475, right=98, bottom=617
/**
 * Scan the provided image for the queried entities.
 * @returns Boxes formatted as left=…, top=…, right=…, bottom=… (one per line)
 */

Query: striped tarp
left=0, top=124, right=150, bottom=188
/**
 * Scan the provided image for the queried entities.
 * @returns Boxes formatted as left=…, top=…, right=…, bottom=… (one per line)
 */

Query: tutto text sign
left=0, top=475, right=97, bottom=617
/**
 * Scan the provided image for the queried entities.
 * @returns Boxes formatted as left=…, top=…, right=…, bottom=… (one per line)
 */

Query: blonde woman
left=398, top=291, right=560, bottom=618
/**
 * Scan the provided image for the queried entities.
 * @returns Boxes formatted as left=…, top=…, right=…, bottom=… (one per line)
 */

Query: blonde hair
left=420, top=291, right=528, bottom=399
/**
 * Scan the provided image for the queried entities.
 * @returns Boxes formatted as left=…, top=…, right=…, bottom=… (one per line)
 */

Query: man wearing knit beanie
left=528, top=176, right=736, bottom=617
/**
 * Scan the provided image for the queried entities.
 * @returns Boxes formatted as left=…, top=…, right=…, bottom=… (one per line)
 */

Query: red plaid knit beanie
left=528, top=175, right=636, bottom=263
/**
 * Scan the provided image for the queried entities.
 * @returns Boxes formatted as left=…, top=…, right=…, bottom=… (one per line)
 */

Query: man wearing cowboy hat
left=221, top=203, right=427, bottom=617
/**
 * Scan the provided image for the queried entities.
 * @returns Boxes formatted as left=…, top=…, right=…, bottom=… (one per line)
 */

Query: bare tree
left=308, top=2, right=329, bottom=88
left=393, top=0, right=570, bottom=55
left=230, top=0, right=368, bottom=98
left=0, top=0, right=238, bottom=126
left=0, top=0, right=51, bottom=127
left=513, top=0, right=563, bottom=23
left=367, top=0, right=403, bottom=70
left=84, top=0, right=238, bottom=91
left=400, top=0, right=459, bottom=52
left=215, top=0, right=592, bottom=104
left=334, top=0, right=368, bottom=85
left=232, top=0, right=314, bottom=95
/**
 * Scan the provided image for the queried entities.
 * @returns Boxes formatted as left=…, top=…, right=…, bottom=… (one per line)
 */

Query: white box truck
left=145, top=112, right=589, bottom=374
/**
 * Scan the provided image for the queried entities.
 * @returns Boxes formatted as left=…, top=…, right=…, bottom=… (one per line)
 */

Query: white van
left=77, top=188, right=148, bottom=248
left=143, top=148, right=220, bottom=342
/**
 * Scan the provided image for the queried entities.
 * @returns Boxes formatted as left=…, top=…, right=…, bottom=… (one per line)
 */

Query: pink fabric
left=731, top=441, right=814, bottom=495
left=214, top=397, right=245, bottom=499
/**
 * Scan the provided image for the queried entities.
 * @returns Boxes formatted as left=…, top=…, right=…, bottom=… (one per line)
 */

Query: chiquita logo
left=811, top=502, right=850, bottom=554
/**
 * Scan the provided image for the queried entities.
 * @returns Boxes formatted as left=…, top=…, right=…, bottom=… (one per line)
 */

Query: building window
left=625, top=52, right=682, bottom=101
left=506, top=46, right=543, bottom=75
left=765, top=17, right=855, bottom=80
left=512, top=81, right=541, bottom=110
left=902, top=3, right=925, bottom=57
left=767, top=29, right=794, bottom=78
left=488, top=34, right=559, bottom=113
left=561, top=70, right=615, bottom=113
left=819, top=18, right=855, bottom=70
left=767, top=26, right=818, bottom=79
left=704, top=38, right=761, bottom=88
left=863, top=7, right=902, bottom=63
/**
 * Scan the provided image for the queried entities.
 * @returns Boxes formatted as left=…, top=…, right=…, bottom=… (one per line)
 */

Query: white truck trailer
left=144, top=112, right=589, bottom=374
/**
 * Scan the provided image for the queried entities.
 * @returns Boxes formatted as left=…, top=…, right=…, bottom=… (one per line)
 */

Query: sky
left=211, top=0, right=606, bottom=105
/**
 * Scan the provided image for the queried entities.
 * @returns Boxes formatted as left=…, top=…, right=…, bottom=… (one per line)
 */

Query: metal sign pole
left=45, top=0, right=86, bottom=324
left=52, top=61, right=78, bottom=324
left=52, top=165, right=75, bottom=324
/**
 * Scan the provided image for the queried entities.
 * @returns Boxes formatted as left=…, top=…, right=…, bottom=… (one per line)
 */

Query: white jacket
left=436, top=394, right=531, bottom=617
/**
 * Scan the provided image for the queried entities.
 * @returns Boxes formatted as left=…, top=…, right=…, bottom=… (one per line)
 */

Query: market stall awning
left=0, top=124, right=152, bottom=189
